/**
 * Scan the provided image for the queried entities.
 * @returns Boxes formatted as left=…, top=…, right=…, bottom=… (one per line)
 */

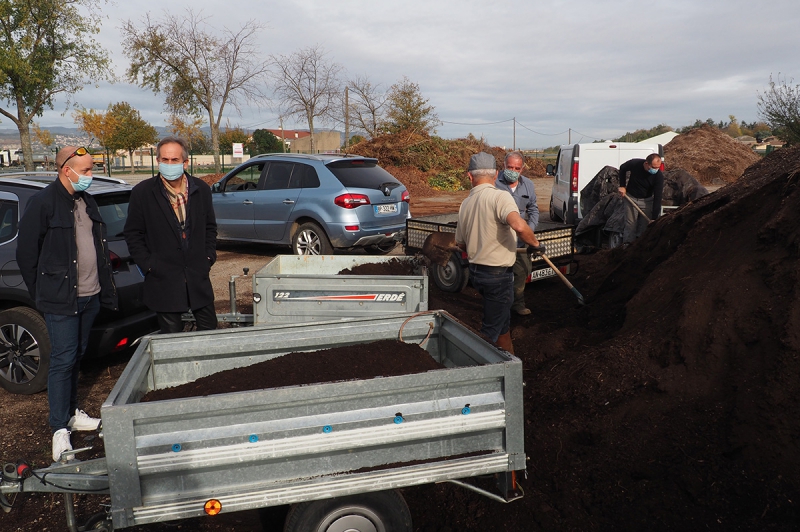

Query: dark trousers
left=156, top=303, right=218, bottom=334
left=512, top=251, right=532, bottom=312
left=468, top=264, right=514, bottom=343
left=45, top=294, right=100, bottom=432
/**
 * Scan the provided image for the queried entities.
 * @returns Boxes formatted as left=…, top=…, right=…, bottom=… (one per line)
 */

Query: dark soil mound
left=411, top=145, right=800, bottom=530
left=142, top=340, right=443, bottom=402
left=664, top=125, right=761, bottom=184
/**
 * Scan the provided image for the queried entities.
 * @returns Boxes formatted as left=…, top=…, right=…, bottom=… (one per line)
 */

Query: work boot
left=513, top=307, right=531, bottom=316
left=68, top=409, right=101, bottom=431
left=52, top=429, right=72, bottom=462
left=495, top=332, right=515, bottom=354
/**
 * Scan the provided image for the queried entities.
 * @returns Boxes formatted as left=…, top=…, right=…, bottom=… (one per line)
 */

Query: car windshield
left=326, top=161, right=401, bottom=189
left=94, top=193, right=129, bottom=240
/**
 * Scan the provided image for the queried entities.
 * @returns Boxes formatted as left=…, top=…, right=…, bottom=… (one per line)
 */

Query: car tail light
left=345, top=225, right=359, bottom=231
left=401, top=190, right=410, bottom=203
left=334, top=193, right=371, bottom=209
left=109, top=251, right=122, bottom=271
left=659, top=161, right=665, bottom=171
left=570, top=162, right=579, bottom=193
left=112, top=337, right=129, bottom=352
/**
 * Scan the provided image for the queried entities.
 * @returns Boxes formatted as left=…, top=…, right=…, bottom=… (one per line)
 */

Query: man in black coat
left=618, top=153, right=664, bottom=244
left=124, top=136, right=218, bottom=333
left=17, top=146, right=118, bottom=462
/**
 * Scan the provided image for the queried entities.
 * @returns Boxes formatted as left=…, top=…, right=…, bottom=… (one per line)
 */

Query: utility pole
left=344, top=86, right=350, bottom=151
left=280, top=117, right=286, bottom=153
left=513, top=117, right=516, bottom=151
left=568, top=128, right=571, bottom=144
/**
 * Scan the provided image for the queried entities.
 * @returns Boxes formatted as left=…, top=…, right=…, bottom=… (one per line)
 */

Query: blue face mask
left=68, top=167, right=92, bottom=192
left=159, top=162, right=185, bottom=181
left=647, top=167, right=659, bottom=175
left=504, top=169, right=520, bottom=182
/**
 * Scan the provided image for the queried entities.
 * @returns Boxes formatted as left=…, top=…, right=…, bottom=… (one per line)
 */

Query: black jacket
left=619, top=158, right=664, bottom=219
left=16, top=178, right=118, bottom=315
left=123, top=174, right=217, bottom=313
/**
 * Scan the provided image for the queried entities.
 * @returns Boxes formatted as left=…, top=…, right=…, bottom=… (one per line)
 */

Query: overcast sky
left=24, top=0, right=800, bottom=149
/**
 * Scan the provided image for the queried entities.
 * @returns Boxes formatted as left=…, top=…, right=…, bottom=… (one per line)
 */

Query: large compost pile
left=664, top=125, right=760, bottom=184
left=410, top=145, right=800, bottom=530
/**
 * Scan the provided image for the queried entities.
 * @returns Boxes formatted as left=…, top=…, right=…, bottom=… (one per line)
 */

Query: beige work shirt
left=455, top=183, right=518, bottom=267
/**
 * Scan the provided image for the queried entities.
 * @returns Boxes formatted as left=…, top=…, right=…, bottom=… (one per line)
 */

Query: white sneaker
left=52, top=429, right=72, bottom=462
left=67, top=409, right=101, bottom=431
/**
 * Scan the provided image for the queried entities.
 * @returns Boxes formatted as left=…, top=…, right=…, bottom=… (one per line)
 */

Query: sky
left=20, top=0, right=800, bottom=150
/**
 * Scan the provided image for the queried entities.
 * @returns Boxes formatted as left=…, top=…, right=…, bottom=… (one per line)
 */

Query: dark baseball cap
left=468, top=152, right=496, bottom=172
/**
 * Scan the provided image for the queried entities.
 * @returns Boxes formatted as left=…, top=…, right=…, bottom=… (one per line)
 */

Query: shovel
left=519, top=247, right=585, bottom=305
left=421, top=232, right=458, bottom=267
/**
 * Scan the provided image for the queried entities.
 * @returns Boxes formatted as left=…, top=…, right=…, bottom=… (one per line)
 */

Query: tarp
left=574, top=165, right=709, bottom=252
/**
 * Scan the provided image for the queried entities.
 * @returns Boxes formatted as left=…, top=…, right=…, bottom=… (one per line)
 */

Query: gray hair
left=504, top=151, right=524, bottom=166
left=470, top=168, right=497, bottom=179
left=156, top=136, right=190, bottom=161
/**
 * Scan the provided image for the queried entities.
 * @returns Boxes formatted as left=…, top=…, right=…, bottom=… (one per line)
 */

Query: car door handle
left=283, top=199, right=295, bottom=205
left=242, top=200, right=253, bottom=205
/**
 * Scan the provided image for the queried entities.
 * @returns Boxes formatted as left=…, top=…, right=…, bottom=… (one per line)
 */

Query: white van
left=547, top=142, right=664, bottom=225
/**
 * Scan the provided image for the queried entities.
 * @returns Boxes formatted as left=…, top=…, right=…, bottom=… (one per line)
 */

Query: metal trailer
left=250, top=254, right=428, bottom=325
left=1, top=311, right=526, bottom=531
left=405, top=214, right=576, bottom=292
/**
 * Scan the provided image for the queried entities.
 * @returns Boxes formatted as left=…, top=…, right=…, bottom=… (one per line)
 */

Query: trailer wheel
left=84, top=512, right=113, bottom=531
left=0, top=307, right=50, bottom=395
left=292, top=222, right=333, bottom=256
left=283, top=490, right=412, bottom=532
left=432, top=251, right=469, bottom=293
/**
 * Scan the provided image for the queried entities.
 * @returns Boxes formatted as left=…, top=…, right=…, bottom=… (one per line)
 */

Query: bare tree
left=346, top=76, right=387, bottom=139
left=758, top=73, right=800, bottom=145
left=121, top=10, right=270, bottom=173
left=271, top=46, right=342, bottom=153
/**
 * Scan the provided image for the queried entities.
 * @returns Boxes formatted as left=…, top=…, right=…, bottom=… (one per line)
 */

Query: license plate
left=374, top=203, right=397, bottom=214
left=530, top=267, right=556, bottom=280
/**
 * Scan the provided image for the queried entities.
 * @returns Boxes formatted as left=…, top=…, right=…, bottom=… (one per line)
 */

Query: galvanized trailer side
left=252, top=255, right=428, bottom=324
left=99, top=312, right=524, bottom=529
left=405, top=214, right=576, bottom=292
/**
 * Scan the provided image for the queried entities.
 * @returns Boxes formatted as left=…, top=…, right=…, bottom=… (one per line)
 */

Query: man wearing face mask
left=124, top=136, right=218, bottom=333
left=494, top=151, right=539, bottom=316
left=618, top=153, right=664, bottom=244
left=17, top=146, right=119, bottom=462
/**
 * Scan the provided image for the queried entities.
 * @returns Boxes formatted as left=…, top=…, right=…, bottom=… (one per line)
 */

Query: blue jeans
left=468, top=265, right=514, bottom=343
left=45, top=294, right=100, bottom=433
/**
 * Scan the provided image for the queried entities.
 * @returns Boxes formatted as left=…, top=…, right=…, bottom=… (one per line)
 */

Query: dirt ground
left=2, top=147, right=798, bottom=531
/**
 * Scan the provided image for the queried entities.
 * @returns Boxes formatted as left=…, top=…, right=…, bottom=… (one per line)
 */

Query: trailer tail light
left=570, top=162, right=579, bottom=193
left=401, top=190, right=410, bottom=203
left=334, top=193, right=371, bottom=209
left=204, top=499, right=222, bottom=516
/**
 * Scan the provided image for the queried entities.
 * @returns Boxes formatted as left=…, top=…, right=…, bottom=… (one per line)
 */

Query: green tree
left=168, top=113, right=209, bottom=155
left=74, top=107, right=117, bottom=150
left=757, top=74, right=800, bottom=145
left=382, top=76, right=440, bottom=135
left=0, top=0, right=111, bottom=170
left=614, top=124, right=673, bottom=143
left=105, top=102, right=159, bottom=173
left=122, top=10, right=269, bottom=172
left=250, top=129, right=284, bottom=154
left=218, top=126, right=251, bottom=155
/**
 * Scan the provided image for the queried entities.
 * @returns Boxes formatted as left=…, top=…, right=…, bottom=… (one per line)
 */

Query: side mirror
left=546, top=164, right=554, bottom=176
left=211, top=182, right=221, bottom=193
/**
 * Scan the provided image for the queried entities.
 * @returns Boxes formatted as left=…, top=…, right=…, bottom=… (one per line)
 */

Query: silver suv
left=211, top=154, right=410, bottom=254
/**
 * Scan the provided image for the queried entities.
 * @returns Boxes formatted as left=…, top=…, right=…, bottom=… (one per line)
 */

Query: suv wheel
left=0, top=307, right=50, bottom=395
left=293, top=222, right=333, bottom=255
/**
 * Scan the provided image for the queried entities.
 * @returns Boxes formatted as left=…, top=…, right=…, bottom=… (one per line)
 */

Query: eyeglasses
left=60, top=147, right=89, bottom=169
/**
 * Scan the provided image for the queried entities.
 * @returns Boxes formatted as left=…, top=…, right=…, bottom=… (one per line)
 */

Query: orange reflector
left=511, top=470, right=517, bottom=489
left=204, top=499, right=222, bottom=516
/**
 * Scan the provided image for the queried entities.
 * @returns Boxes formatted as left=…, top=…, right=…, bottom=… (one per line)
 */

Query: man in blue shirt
left=495, top=151, right=539, bottom=316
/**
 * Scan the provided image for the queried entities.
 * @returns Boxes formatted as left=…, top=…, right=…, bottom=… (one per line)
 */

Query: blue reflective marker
left=172, top=443, right=182, bottom=452
left=249, top=434, right=259, bottom=443
left=323, top=425, right=333, bottom=433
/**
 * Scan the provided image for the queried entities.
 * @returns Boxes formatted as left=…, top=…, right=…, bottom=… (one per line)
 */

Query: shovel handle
left=517, top=248, right=586, bottom=305
left=623, top=194, right=651, bottom=223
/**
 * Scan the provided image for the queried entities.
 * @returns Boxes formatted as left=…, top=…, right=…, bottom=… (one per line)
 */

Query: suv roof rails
left=251, top=152, right=366, bottom=160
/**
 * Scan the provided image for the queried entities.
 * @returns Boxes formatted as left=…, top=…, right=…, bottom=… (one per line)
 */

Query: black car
left=0, top=173, right=159, bottom=394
